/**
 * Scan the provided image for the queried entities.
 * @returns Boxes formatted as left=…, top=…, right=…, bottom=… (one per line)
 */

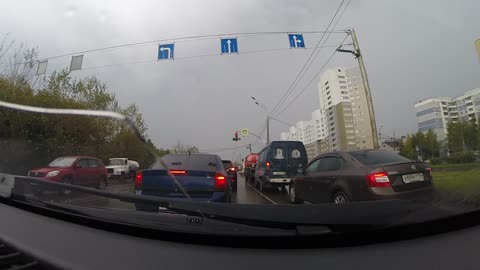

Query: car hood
left=105, top=165, right=124, bottom=170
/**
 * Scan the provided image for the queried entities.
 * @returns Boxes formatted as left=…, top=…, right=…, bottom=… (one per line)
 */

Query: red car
left=29, top=156, right=108, bottom=194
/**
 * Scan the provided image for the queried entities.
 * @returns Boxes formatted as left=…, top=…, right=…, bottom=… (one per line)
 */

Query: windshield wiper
left=5, top=175, right=454, bottom=231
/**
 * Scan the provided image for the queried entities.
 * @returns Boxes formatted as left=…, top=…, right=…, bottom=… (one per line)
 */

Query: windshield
left=109, top=159, right=124, bottom=166
left=1, top=0, right=479, bottom=242
left=48, top=157, right=77, bottom=168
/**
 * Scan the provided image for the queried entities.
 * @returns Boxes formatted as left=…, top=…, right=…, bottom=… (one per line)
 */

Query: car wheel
left=97, top=177, right=107, bottom=190
left=289, top=183, right=303, bottom=204
left=332, top=191, right=350, bottom=204
left=62, top=177, right=72, bottom=196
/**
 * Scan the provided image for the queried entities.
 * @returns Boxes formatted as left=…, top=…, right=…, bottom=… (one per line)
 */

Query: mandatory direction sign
left=158, top=43, right=174, bottom=60
left=221, top=38, right=238, bottom=54
left=288, top=34, right=305, bottom=48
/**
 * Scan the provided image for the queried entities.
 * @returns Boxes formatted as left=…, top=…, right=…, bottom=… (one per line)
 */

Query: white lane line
left=245, top=181, right=278, bottom=205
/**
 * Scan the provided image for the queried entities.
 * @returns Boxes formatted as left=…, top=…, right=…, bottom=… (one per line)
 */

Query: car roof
left=57, top=156, right=100, bottom=159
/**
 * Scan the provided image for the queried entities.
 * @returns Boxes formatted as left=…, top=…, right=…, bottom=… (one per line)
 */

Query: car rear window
left=222, top=161, right=233, bottom=168
left=350, top=151, right=411, bottom=166
left=151, top=154, right=219, bottom=171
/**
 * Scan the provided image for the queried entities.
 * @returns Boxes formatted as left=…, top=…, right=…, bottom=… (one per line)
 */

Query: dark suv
left=29, top=156, right=108, bottom=193
left=254, top=141, right=307, bottom=192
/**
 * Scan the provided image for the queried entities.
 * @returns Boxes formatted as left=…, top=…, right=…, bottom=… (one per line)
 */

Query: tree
left=399, top=135, right=417, bottom=160
left=171, top=141, right=199, bottom=154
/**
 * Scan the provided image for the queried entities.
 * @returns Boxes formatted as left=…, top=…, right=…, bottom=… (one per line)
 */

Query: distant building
left=475, top=37, right=480, bottom=62
left=414, top=88, right=480, bottom=141
left=279, top=66, right=376, bottom=156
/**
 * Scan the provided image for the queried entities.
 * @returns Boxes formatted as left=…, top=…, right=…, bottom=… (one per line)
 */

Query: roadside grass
left=433, top=168, right=480, bottom=204
left=431, top=162, right=480, bottom=170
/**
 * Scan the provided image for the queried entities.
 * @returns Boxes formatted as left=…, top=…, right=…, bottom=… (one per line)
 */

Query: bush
left=445, top=152, right=476, bottom=164
left=430, top=157, right=445, bottom=165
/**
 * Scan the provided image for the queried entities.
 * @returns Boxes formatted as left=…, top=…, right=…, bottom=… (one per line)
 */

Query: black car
left=222, top=160, right=238, bottom=192
left=289, top=150, right=434, bottom=204
left=254, top=141, right=308, bottom=192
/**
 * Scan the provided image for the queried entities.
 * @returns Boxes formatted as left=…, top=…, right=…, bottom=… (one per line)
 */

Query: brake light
left=266, top=162, right=271, bottom=169
left=135, top=171, right=143, bottom=189
left=169, top=170, right=187, bottom=175
left=214, top=173, right=227, bottom=191
left=367, top=172, right=391, bottom=187
left=426, top=167, right=432, bottom=177
left=230, top=167, right=236, bottom=171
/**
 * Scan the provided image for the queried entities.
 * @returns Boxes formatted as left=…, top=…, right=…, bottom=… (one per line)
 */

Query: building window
left=326, top=86, right=330, bottom=90
left=340, top=86, right=347, bottom=89
left=327, top=96, right=331, bottom=100
left=324, top=81, right=329, bottom=86
left=339, top=80, right=346, bottom=84
left=338, top=75, right=345, bottom=79
left=328, top=101, right=332, bottom=105
left=341, top=91, right=348, bottom=94
left=338, top=69, right=341, bottom=72
left=342, top=97, right=349, bottom=100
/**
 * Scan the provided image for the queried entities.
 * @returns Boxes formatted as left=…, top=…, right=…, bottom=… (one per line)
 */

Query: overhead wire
left=274, top=34, right=350, bottom=116
left=268, top=0, right=347, bottom=117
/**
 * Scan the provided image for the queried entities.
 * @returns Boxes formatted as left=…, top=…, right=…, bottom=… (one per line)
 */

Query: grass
left=433, top=169, right=480, bottom=204
left=431, top=162, right=480, bottom=170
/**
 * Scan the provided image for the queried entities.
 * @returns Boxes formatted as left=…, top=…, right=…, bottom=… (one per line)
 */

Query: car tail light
left=135, top=171, right=143, bottom=189
left=426, top=167, right=432, bottom=177
left=367, top=172, right=391, bottom=187
left=230, top=167, right=236, bottom=171
left=214, top=173, right=227, bottom=191
left=266, top=162, right=271, bottom=169
left=169, top=170, right=187, bottom=175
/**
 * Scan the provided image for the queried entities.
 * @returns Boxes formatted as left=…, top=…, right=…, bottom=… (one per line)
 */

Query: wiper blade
left=6, top=175, right=453, bottom=230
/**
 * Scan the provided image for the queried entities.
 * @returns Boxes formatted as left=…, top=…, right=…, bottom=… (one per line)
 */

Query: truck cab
left=106, top=158, right=139, bottom=180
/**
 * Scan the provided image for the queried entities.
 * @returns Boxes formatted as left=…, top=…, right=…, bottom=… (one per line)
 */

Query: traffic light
left=232, top=131, right=241, bottom=141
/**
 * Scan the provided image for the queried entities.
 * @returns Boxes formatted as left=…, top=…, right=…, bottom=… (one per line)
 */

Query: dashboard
left=0, top=203, right=479, bottom=270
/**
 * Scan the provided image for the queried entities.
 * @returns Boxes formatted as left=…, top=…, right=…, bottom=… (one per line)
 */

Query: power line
left=273, top=0, right=353, bottom=118
left=268, top=0, right=348, bottom=116
left=0, top=31, right=346, bottom=69
left=275, top=34, right=350, bottom=116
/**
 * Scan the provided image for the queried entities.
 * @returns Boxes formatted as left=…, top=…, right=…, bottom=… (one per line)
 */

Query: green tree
left=399, top=135, right=417, bottom=160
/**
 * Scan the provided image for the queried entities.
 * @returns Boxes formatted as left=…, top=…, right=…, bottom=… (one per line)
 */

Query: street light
left=251, top=96, right=270, bottom=144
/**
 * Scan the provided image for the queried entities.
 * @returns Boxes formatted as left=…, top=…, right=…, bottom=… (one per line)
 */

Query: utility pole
left=246, top=144, right=252, bottom=154
left=337, top=28, right=379, bottom=149
left=266, top=116, right=270, bottom=144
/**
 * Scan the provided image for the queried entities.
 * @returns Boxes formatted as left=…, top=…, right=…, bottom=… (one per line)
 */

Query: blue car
left=134, top=153, right=232, bottom=211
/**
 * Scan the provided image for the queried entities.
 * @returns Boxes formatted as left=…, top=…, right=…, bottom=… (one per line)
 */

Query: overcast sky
left=2, top=0, right=480, bottom=161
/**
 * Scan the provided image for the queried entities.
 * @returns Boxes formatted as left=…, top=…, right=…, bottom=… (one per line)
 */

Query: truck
left=105, top=158, right=140, bottom=180
left=243, top=153, right=259, bottom=183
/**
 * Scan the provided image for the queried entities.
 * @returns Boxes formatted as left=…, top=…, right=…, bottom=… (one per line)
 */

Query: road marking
left=245, top=181, right=278, bottom=205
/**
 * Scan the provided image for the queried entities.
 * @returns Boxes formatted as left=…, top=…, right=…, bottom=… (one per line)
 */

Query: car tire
left=289, top=183, right=303, bottom=204
left=97, top=177, right=107, bottom=190
left=332, top=191, right=350, bottom=204
left=61, top=177, right=72, bottom=196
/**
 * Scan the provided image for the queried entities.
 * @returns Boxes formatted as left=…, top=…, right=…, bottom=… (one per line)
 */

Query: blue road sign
left=158, top=44, right=174, bottom=60
left=221, top=38, right=238, bottom=54
left=288, top=34, right=305, bottom=48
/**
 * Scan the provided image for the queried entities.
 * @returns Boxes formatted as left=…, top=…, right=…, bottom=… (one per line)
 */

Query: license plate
left=402, top=173, right=424, bottom=183
left=273, top=171, right=286, bottom=176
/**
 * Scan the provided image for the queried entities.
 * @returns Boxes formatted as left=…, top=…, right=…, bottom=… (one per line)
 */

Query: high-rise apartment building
left=280, top=66, right=376, bottom=158
left=414, top=88, right=480, bottom=141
